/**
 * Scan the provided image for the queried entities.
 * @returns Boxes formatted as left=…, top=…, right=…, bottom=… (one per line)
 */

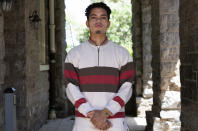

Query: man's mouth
left=95, top=24, right=102, bottom=28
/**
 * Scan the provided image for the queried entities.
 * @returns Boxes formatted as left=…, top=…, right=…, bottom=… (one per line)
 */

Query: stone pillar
left=132, top=0, right=143, bottom=96
left=148, top=0, right=181, bottom=130
left=54, top=0, right=70, bottom=117
left=0, top=10, right=6, bottom=131
left=136, top=0, right=153, bottom=118
left=180, top=0, right=198, bottom=130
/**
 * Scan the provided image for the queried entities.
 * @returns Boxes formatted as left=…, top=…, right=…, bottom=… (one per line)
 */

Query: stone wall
left=0, top=10, right=5, bottom=131
left=4, top=0, right=27, bottom=129
left=180, top=0, right=198, bottom=130
left=2, top=0, right=50, bottom=130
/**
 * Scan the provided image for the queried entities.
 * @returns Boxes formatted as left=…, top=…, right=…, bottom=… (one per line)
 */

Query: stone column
left=136, top=0, right=153, bottom=118
left=0, top=10, right=6, bottom=131
left=132, top=0, right=143, bottom=96
left=180, top=0, right=198, bottom=130
left=54, top=0, right=69, bottom=117
left=149, top=0, right=181, bottom=130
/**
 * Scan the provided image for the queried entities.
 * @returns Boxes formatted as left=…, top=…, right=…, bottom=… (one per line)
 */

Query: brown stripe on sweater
left=79, top=66, right=119, bottom=76
left=120, top=62, right=134, bottom=73
left=64, top=63, right=79, bottom=73
left=119, top=62, right=135, bottom=85
left=64, top=63, right=79, bottom=87
left=79, top=84, right=119, bottom=93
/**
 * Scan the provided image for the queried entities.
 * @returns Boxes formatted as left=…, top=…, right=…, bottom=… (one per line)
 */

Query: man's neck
left=89, top=34, right=108, bottom=46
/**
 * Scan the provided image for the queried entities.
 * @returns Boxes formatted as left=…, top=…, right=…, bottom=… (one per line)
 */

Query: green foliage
left=78, top=27, right=90, bottom=43
left=90, top=0, right=105, bottom=2
left=77, top=2, right=133, bottom=56
left=90, top=0, right=123, bottom=3
left=107, top=5, right=132, bottom=55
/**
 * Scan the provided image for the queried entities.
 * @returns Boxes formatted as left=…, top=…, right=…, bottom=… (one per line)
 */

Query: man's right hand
left=90, top=110, right=112, bottom=130
left=87, top=111, right=95, bottom=118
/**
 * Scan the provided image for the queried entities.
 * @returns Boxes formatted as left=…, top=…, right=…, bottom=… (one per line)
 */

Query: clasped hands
left=87, top=108, right=113, bottom=130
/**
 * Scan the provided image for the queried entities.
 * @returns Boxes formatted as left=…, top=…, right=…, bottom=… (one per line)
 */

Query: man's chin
left=95, top=30, right=102, bottom=34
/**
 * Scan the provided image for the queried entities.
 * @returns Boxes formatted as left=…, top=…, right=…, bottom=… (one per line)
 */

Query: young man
left=64, top=2, right=134, bottom=131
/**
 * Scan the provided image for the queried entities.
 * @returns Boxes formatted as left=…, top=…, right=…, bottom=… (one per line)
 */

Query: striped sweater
left=64, top=40, right=134, bottom=119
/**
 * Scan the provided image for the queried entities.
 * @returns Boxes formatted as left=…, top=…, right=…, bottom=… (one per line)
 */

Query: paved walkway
left=39, top=116, right=147, bottom=131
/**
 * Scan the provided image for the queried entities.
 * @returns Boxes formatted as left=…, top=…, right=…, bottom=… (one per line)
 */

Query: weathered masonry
left=0, top=0, right=198, bottom=131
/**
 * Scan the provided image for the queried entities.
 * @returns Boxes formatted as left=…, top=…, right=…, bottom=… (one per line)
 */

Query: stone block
left=161, top=91, right=181, bottom=109
left=0, top=108, right=4, bottom=128
left=160, top=62, right=177, bottom=77
left=0, top=34, right=5, bottom=60
left=168, top=22, right=179, bottom=32
left=160, top=0, right=179, bottom=14
left=136, top=97, right=153, bottom=117
left=0, top=16, right=3, bottom=34
left=142, top=8, right=151, bottom=23
left=160, top=47, right=179, bottom=60
left=143, top=80, right=153, bottom=87
left=160, top=32, right=180, bottom=45
left=143, top=23, right=152, bottom=34
left=143, top=71, right=152, bottom=80
left=160, top=14, right=179, bottom=33
left=141, top=0, right=151, bottom=6
left=167, top=14, right=179, bottom=23
left=160, top=15, right=168, bottom=32
left=0, top=63, right=5, bottom=84
left=153, top=117, right=181, bottom=131
left=143, top=88, right=153, bottom=98
left=143, top=36, right=152, bottom=48
left=169, top=61, right=181, bottom=90
left=160, top=110, right=180, bottom=121
left=160, top=78, right=170, bottom=90
left=143, top=54, right=152, bottom=62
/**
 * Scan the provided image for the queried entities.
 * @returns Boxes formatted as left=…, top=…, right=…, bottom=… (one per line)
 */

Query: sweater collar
left=88, top=37, right=108, bottom=46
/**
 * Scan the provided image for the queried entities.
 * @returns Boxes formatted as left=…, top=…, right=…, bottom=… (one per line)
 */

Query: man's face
left=86, top=8, right=110, bottom=35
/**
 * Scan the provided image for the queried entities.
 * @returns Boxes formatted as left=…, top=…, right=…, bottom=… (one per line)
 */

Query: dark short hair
left=85, top=2, right=111, bottom=20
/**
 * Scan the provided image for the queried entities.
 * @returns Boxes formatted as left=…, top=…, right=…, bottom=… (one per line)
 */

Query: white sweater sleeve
left=106, top=48, right=135, bottom=115
left=64, top=50, right=94, bottom=116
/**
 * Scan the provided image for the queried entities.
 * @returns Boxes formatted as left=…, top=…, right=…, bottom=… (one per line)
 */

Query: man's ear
left=86, top=21, right=89, bottom=27
left=107, top=21, right=110, bottom=28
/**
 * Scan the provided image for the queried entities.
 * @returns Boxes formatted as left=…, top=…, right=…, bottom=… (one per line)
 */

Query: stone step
left=126, top=117, right=147, bottom=131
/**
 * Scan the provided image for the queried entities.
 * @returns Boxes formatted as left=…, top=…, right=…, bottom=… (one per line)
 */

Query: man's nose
left=95, top=17, right=102, bottom=21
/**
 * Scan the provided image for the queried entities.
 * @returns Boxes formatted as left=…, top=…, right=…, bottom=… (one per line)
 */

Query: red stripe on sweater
left=75, top=98, right=87, bottom=109
left=75, top=110, right=125, bottom=119
left=120, top=69, right=134, bottom=80
left=79, top=75, right=119, bottom=85
left=64, top=70, right=78, bottom=80
left=113, top=96, right=125, bottom=107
